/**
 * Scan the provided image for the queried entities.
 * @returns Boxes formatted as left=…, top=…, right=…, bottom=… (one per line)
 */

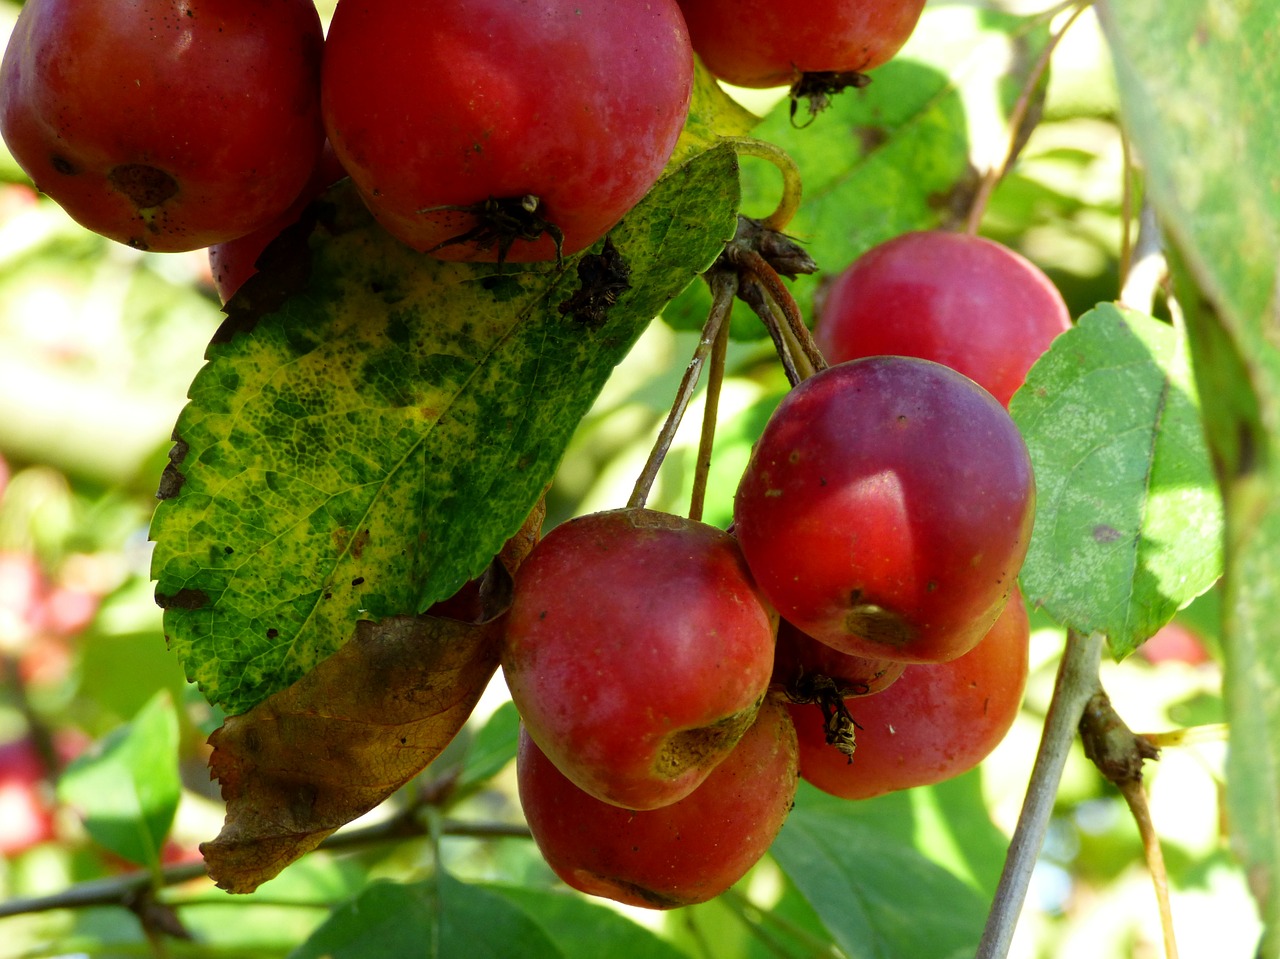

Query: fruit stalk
left=628, top=269, right=737, bottom=510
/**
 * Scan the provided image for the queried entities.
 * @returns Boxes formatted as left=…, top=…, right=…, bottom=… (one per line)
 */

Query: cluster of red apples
left=0, top=0, right=1066, bottom=913
left=504, top=230, right=1070, bottom=909
left=0, top=0, right=928, bottom=298
left=0, top=0, right=694, bottom=293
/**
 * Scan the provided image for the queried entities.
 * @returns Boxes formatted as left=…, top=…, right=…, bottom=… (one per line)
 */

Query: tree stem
left=975, top=628, right=1105, bottom=959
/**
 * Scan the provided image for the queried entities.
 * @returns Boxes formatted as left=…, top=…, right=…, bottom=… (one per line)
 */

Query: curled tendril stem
left=723, top=138, right=804, bottom=233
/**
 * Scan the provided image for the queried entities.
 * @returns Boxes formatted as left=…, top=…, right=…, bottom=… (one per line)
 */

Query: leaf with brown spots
left=150, top=142, right=739, bottom=717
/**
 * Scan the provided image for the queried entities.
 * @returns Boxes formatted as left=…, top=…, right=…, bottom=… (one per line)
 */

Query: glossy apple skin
left=518, top=699, right=798, bottom=909
left=791, top=588, right=1029, bottom=799
left=772, top=618, right=905, bottom=699
left=0, top=0, right=325, bottom=252
left=502, top=508, right=777, bottom=811
left=734, top=357, right=1035, bottom=664
left=677, top=0, right=925, bottom=88
left=815, top=231, right=1071, bottom=408
left=322, top=0, right=693, bottom=262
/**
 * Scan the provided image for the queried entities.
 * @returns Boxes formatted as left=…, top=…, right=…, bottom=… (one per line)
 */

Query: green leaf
left=664, top=4, right=1052, bottom=338
left=483, top=884, right=689, bottom=959
left=668, top=60, right=760, bottom=167
left=56, top=690, right=180, bottom=869
left=1098, top=0, right=1280, bottom=945
left=772, top=800, right=988, bottom=959
left=1011, top=303, right=1223, bottom=657
left=150, top=144, right=740, bottom=715
left=288, top=874, right=563, bottom=959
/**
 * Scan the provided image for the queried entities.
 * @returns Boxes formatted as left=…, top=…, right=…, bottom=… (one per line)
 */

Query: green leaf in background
left=663, top=3, right=1052, bottom=338
left=1097, top=0, right=1280, bottom=948
left=772, top=801, right=988, bottom=959
left=484, top=884, right=689, bottom=959
left=455, top=699, right=520, bottom=794
left=150, top=144, right=739, bottom=715
left=289, top=874, right=563, bottom=959
left=56, top=690, right=179, bottom=870
left=1012, top=303, right=1222, bottom=657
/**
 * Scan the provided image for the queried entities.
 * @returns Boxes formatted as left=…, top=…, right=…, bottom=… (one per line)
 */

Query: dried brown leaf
left=200, top=499, right=545, bottom=893
left=201, top=596, right=504, bottom=893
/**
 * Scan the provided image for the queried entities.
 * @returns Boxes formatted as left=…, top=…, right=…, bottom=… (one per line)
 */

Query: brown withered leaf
left=200, top=498, right=545, bottom=893
left=201, top=604, right=504, bottom=893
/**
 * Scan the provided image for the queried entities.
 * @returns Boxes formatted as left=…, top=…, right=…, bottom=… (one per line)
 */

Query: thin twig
left=1139, top=724, right=1229, bottom=749
left=975, top=629, right=1105, bottom=959
left=0, top=816, right=530, bottom=920
left=964, top=2, right=1094, bottom=235
left=1119, top=779, right=1180, bottom=959
left=1077, top=690, right=1177, bottom=959
left=739, top=277, right=802, bottom=387
left=627, top=270, right=738, bottom=509
left=689, top=316, right=730, bottom=522
left=1118, top=197, right=1166, bottom=315
left=739, top=249, right=827, bottom=377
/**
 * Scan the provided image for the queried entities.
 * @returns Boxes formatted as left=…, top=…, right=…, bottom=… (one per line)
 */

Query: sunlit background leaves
left=0, top=2, right=1254, bottom=957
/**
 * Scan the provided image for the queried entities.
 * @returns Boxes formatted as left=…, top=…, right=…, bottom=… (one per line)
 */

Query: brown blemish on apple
left=108, top=163, right=179, bottom=210
left=49, top=154, right=79, bottom=175
left=652, top=698, right=761, bottom=783
left=844, top=602, right=915, bottom=648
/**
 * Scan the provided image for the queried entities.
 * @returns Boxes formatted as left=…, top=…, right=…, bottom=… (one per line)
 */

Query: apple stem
left=732, top=247, right=826, bottom=385
left=627, top=270, right=737, bottom=510
left=963, top=1, right=1092, bottom=236
left=742, top=276, right=803, bottom=386
left=724, top=138, right=804, bottom=233
left=975, top=628, right=1105, bottom=959
left=689, top=314, right=730, bottom=522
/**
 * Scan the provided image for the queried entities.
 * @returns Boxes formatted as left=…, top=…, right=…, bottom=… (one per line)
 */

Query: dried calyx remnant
left=789, top=70, right=873, bottom=126
left=558, top=238, right=631, bottom=328
left=707, top=215, right=823, bottom=386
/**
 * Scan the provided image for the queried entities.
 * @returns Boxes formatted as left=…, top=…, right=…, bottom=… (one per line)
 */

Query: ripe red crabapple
left=789, top=588, right=1030, bottom=799
left=518, top=698, right=799, bottom=909
left=676, top=0, right=926, bottom=89
left=322, top=0, right=694, bottom=262
left=501, top=508, right=777, bottom=811
left=815, top=231, right=1071, bottom=408
left=0, top=0, right=325, bottom=252
left=734, top=356, right=1035, bottom=664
